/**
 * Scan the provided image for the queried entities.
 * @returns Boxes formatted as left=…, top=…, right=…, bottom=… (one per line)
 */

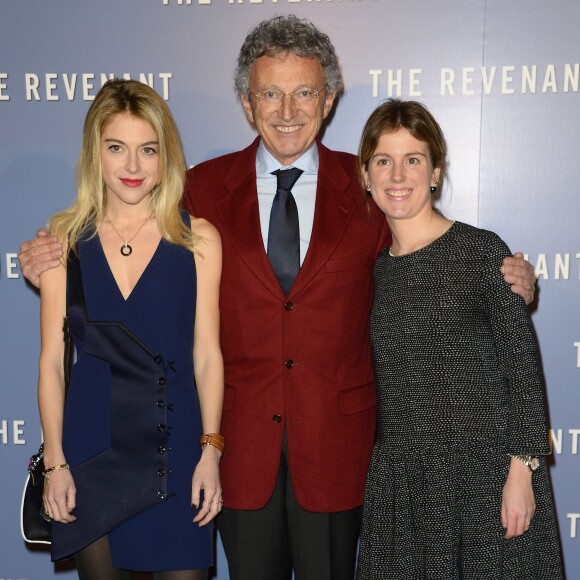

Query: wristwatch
left=511, top=454, right=540, bottom=471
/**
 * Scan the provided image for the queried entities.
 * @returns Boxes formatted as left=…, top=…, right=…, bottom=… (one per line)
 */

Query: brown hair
left=358, top=99, right=447, bottom=204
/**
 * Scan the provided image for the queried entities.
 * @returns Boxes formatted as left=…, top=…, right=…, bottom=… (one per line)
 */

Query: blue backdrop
left=1, top=1, right=578, bottom=578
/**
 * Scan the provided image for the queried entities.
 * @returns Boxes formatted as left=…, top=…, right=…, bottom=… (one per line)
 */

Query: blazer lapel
left=215, top=138, right=283, bottom=298
left=289, top=141, right=358, bottom=297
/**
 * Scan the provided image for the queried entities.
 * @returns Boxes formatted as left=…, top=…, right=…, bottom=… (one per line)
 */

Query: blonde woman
left=38, top=79, right=223, bottom=579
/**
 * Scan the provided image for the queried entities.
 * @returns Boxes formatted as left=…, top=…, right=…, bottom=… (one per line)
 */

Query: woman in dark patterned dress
left=355, top=99, right=563, bottom=579
left=37, top=79, right=224, bottom=579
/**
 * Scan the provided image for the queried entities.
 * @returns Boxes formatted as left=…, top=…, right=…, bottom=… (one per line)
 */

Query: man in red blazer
left=18, top=15, right=536, bottom=580
left=180, top=17, right=390, bottom=578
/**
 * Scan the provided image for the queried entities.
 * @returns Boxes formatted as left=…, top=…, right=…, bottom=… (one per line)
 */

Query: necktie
left=267, top=167, right=303, bottom=295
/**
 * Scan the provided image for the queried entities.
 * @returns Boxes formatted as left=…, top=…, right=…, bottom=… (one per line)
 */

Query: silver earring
left=365, top=183, right=371, bottom=191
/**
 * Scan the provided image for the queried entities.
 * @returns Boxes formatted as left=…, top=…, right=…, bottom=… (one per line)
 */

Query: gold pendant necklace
left=105, top=214, right=150, bottom=257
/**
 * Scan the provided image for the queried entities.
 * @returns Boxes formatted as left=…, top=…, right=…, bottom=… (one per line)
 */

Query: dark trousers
left=217, top=447, right=362, bottom=580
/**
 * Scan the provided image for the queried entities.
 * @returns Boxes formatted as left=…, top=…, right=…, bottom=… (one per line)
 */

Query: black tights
left=75, top=535, right=208, bottom=580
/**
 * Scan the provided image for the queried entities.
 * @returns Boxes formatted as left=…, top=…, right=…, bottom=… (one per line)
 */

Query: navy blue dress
left=51, top=221, right=213, bottom=571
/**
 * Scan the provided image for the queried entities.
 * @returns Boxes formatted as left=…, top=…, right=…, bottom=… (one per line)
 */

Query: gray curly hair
left=234, top=15, right=344, bottom=98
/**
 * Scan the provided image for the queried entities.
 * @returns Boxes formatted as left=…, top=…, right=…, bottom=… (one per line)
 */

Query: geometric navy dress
left=51, top=217, right=212, bottom=571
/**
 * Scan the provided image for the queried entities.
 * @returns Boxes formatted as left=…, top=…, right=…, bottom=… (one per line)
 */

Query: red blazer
left=184, top=138, right=389, bottom=512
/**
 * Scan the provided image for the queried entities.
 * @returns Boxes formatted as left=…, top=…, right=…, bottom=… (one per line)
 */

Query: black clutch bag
left=21, top=443, right=51, bottom=544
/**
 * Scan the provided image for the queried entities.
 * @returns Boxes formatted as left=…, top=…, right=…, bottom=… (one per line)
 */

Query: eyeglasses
left=252, top=86, right=326, bottom=108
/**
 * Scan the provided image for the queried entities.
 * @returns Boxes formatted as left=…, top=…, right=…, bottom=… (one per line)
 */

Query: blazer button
left=157, top=400, right=165, bottom=408
left=154, top=356, right=163, bottom=365
left=158, top=377, right=167, bottom=385
left=272, top=414, right=282, bottom=423
left=284, top=301, right=294, bottom=311
left=157, top=424, right=166, bottom=432
left=157, top=491, right=167, bottom=500
left=158, top=446, right=167, bottom=454
left=285, top=359, right=294, bottom=369
left=157, top=468, right=167, bottom=477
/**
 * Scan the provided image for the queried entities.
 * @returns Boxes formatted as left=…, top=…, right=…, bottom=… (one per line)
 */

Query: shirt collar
left=256, top=140, right=319, bottom=176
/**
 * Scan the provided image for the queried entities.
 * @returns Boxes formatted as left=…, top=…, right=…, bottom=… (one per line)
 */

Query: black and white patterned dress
left=357, top=222, right=563, bottom=579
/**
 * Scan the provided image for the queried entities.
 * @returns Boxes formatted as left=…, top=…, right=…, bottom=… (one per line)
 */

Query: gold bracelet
left=200, top=433, right=224, bottom=455
left=42, top=463, right=70, bottom=484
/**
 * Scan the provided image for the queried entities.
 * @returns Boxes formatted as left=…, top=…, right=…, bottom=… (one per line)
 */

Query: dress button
left=158, top=377, right=167, bottom=385
left=154, top=356, right=163, bottom=365
left=284, top=301, right=294, bottom=311
left=158, top=446, right=167, bottom=454
left=157, top=491, right=167, bottom=500
left=157, top=424, right=166, bottom=432
left=157, top=400, right=165, bottom=408
left=158, top=468, right=167, bottom=477
left=284, top=359, right=294, bottom=369
left=272, top=414, right=282, bottom=423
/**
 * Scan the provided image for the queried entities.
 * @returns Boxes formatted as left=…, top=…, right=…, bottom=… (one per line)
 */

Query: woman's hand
left=43, top=468, right=77, bottom=523
left=191, top=445, right=222, bottom=526
left=501, top=457, right=535, bottom=539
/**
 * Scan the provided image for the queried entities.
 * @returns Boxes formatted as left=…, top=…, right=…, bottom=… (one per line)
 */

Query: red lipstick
left=120, top=178, right=144, bottom=188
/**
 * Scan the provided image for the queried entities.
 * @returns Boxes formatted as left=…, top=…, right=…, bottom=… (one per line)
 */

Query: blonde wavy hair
left=48, top=79, right=195, bottom=253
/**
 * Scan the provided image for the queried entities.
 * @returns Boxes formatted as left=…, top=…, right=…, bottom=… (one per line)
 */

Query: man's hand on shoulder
left=18, top=229, right=64, bottom=289
left=500, top=252, right=537, bottom=306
